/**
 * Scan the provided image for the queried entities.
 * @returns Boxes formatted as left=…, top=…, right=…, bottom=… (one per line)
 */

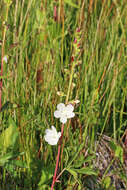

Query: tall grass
left=0, top=0, right=127, bottom=189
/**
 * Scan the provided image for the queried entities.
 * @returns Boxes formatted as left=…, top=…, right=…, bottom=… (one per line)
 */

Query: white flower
left=3, top=56, right=7, bottom=63
left=54, top=103, right=75, bottom=124
left=44, top=126, right=61, bottom=145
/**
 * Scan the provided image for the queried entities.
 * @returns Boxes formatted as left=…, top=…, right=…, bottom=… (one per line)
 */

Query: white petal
left=44, top=134, right=50, bottom=143
left=57, top=103, right=65, bottom=111
left=60, top=117, right=67, bottom=124
left=54, top=110, right=61, bottom=118
left=67, top=112, right=75, bottom=119
left=48, top=138, right=58, bottom=145
left=44, top=133, right=57, bottom=145
left=66, top=104, right=74, bottom=112
left=45, top=128, right=52, bottom=135
left=51, top=126, right=57, bottom=132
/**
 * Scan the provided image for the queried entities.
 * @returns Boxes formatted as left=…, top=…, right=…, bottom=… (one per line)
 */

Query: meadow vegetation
left=0, top=0, right=127, bottom=189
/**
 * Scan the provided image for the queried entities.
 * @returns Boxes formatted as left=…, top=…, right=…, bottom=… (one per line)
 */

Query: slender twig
left=55, top=168, right=66, bottom=181
left=51, top=124, right=64, bottom=190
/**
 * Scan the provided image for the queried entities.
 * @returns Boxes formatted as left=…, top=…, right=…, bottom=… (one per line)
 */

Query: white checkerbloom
left=54, top=103, right=75, bottom=124
left=44, top=126, right=61, bottom=145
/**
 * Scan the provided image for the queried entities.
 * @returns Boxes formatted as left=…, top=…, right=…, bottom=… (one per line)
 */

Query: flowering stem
left=65, top=63, right=75, bottom=104
left=51, top=124, right=64, bottom=190
left=60, top=120, right=71, bottom=170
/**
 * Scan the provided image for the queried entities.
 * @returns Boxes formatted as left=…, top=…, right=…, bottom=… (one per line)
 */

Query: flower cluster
left=71, top=28, right=82, bottom=65
left=44, top=103, right=75, bottom=145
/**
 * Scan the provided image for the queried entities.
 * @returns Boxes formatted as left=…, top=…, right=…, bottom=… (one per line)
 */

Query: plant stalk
left=51, top=124, right=64, bottom=190
left=65, top=64, right=75, bottom=104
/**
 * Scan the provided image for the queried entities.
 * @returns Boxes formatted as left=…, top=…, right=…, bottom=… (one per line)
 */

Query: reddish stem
left=53, top=5, right=57, bottom=22
left=51, top=124, right=64, bottom=190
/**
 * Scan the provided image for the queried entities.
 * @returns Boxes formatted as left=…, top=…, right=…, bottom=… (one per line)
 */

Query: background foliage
left=0, top=0, right=127, bottom=189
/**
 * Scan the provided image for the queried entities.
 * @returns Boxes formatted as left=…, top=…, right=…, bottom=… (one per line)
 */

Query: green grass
left=0, top=0, right=127, bottom=189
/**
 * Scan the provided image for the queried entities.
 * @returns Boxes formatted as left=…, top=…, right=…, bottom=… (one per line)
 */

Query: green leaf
left=71, top=167, right=97, bottom=176
left=38, top=166, right=54, bottom=186
left=66, top=168, right=78, bottom=179
left=67, top=144, right=84, bottom=167
left=0, top=152, right=14, bottom=166
left=109, top=141, right=116, bottom=151
left=64, top=0, right=79, bottom=8
left=115, top=146, right=123, bottom=163
left=10, top=159, right=27, bottom=168
left=73, top=154, right=93, bottom=168
left=103, top=176, right=111, bottom=189
left=84, top=155, right=96, bottom=163
left=109, top=141, right=123, bottom=163
left=0, top=118, right=19, bottom=153
left=66, top=168, right=82, bottom=186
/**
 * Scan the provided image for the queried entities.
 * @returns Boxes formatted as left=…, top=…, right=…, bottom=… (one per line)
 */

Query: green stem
left=65, top=63, right=75, bottom=104
left=113, top=96, right=116, bottom=142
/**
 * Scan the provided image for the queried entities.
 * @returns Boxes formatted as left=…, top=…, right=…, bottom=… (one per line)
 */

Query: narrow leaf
left=64, top=0, right=79, bottom=8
